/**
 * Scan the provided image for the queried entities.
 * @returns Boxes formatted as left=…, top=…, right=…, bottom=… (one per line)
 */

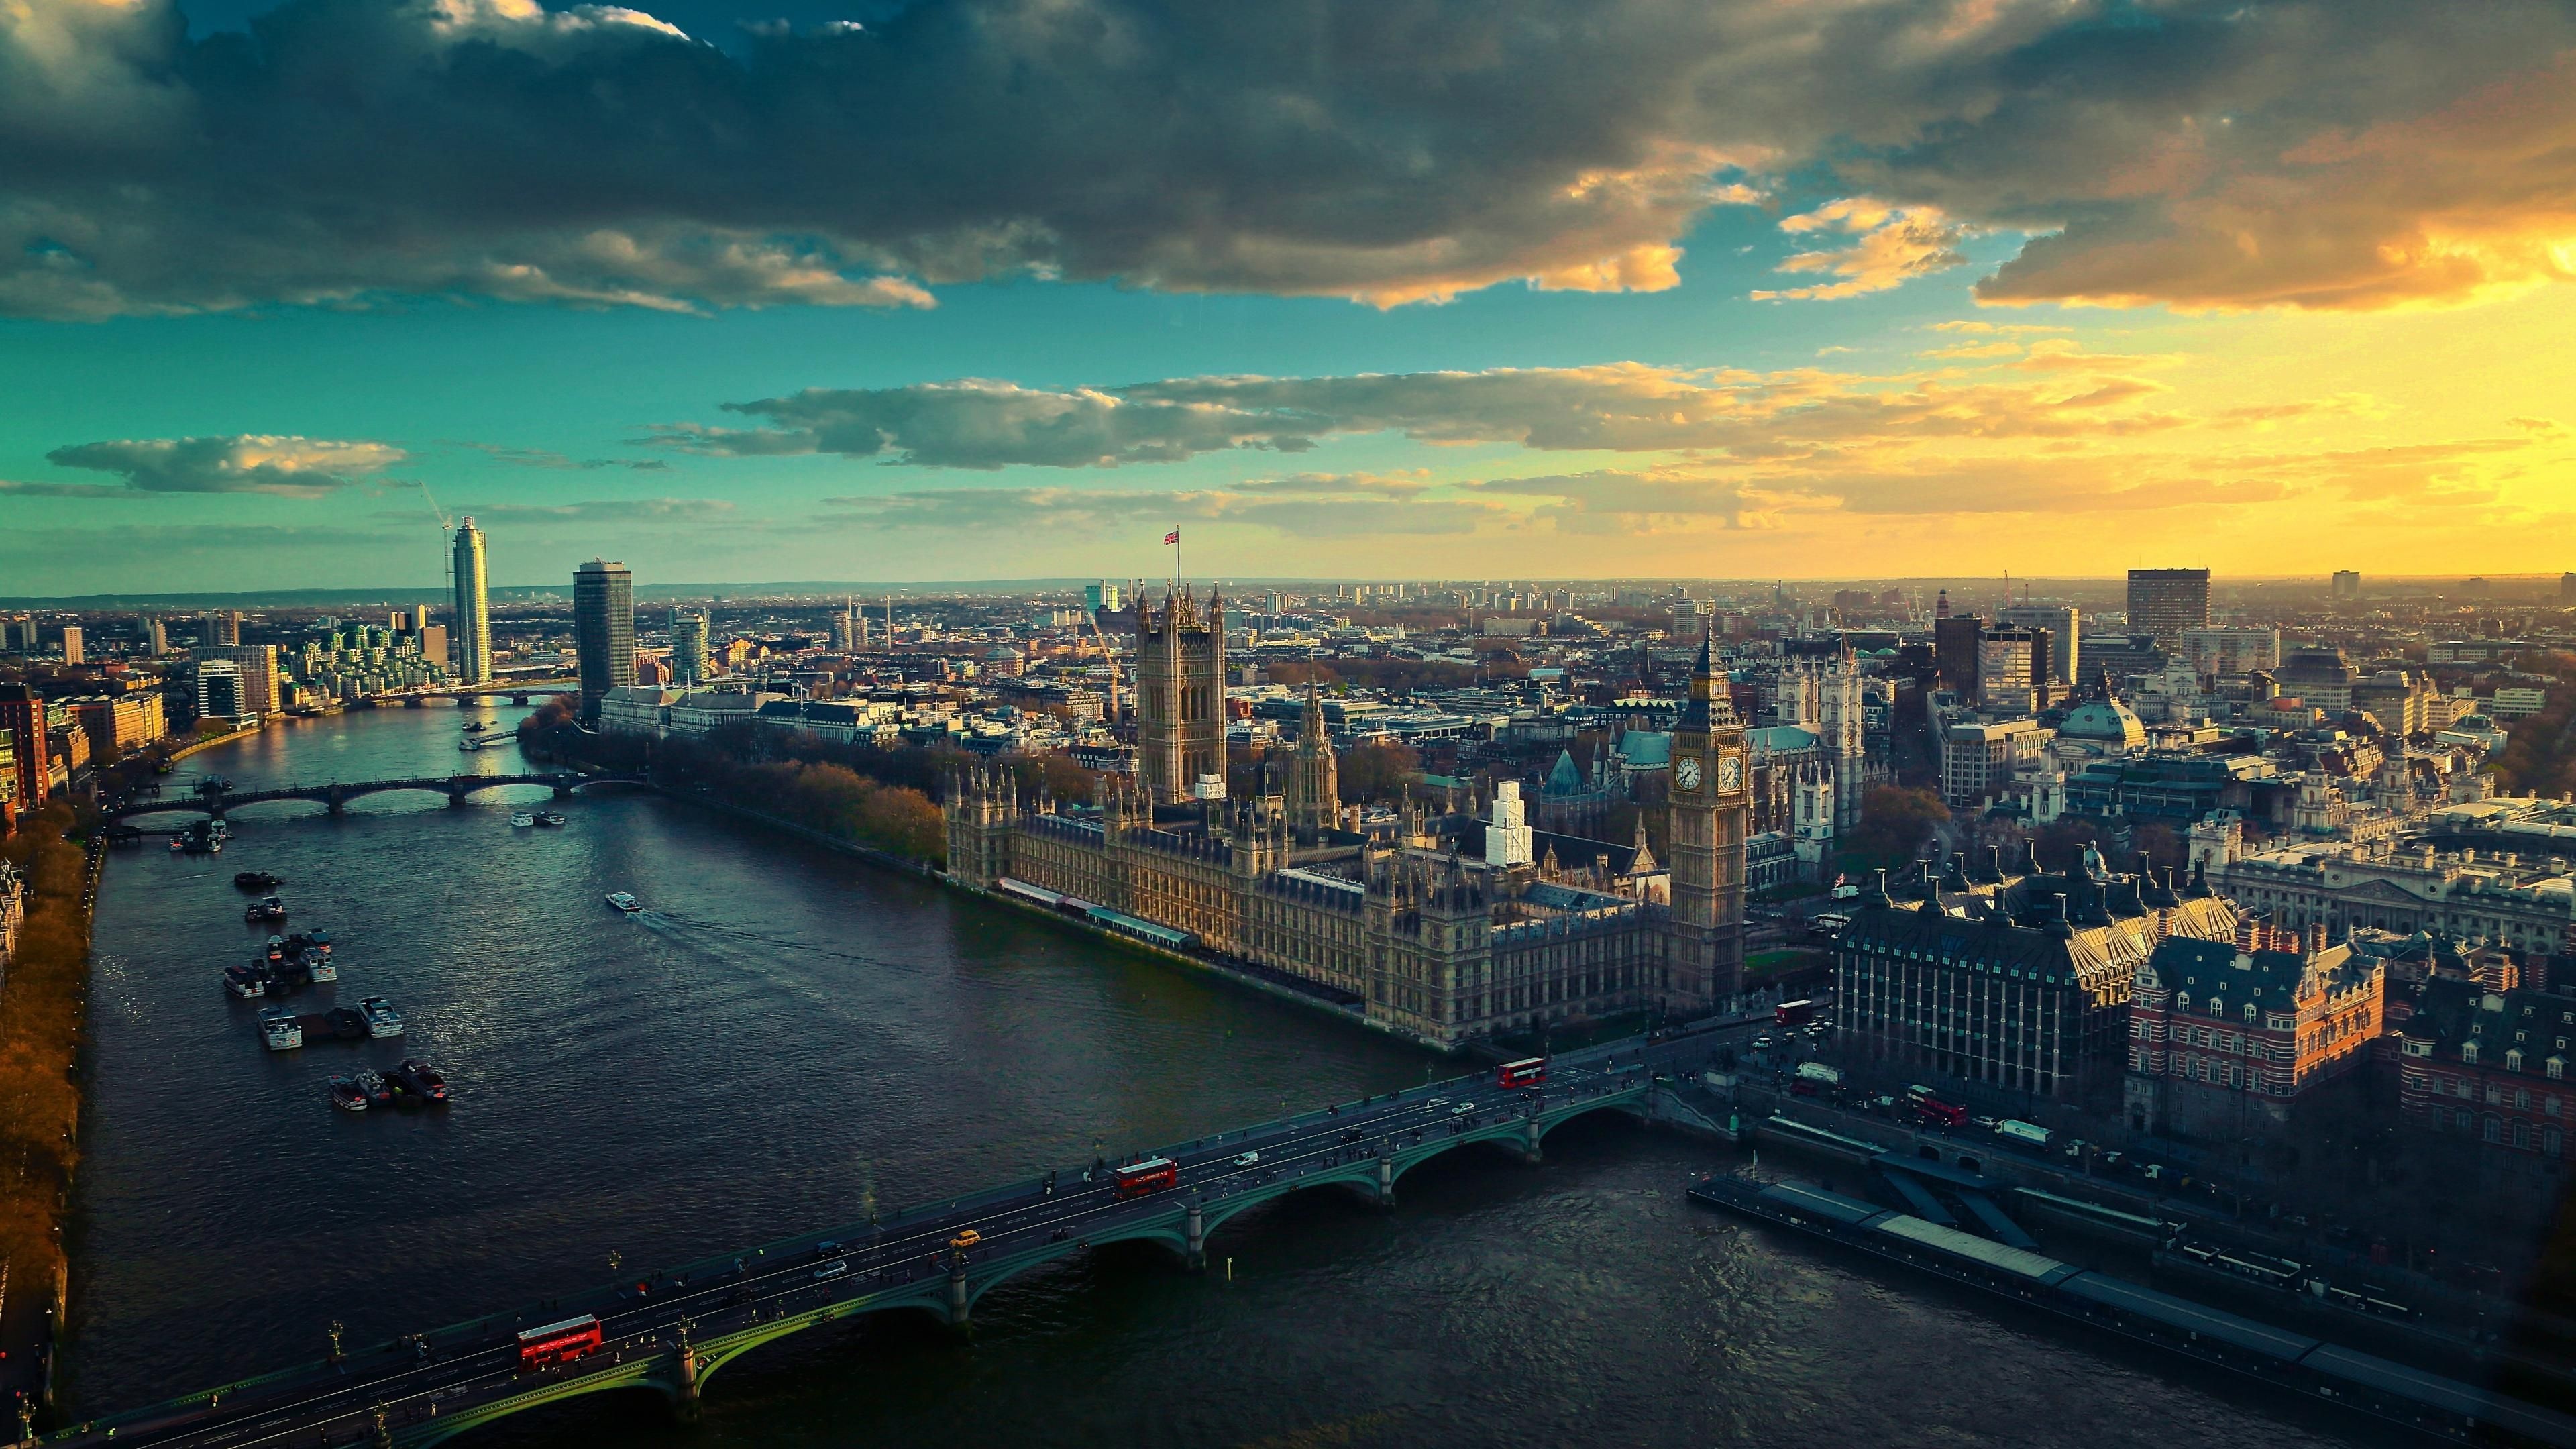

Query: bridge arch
left=407, top=1366, right=674, bottom=1448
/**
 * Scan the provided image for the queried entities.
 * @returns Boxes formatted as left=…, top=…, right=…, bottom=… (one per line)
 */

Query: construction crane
left=1085, top=599, right=1124, bottom=722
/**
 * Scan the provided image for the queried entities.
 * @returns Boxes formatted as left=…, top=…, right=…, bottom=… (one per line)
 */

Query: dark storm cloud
left=5, top=0, right=2575, bottom=318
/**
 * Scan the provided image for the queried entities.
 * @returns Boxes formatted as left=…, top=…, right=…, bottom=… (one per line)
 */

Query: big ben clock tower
left=1666, top=623, right=1748, bottom=1011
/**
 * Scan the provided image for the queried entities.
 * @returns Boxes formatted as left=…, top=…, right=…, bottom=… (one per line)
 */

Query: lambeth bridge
left=37, top=1036, right=1724, bottom=1448
left=107, top=773, right=650, bottom=820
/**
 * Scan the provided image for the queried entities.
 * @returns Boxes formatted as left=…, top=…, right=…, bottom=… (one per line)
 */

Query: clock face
left=1717, top=753, right=1743, bottom=793
left=1674, top=757, right=1701, bottom=790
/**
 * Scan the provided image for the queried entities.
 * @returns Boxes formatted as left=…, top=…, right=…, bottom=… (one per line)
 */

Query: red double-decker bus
left=1112, top=1157, right=1179, bottom=1199
left=1497, top=1057, right=1547, bottom=1089
left=1904, top=1084, right=1968, bottom=1127
left=1775, top=998, right=1817, bottom=1028
left=516, top=1315, right=603, bottom=1368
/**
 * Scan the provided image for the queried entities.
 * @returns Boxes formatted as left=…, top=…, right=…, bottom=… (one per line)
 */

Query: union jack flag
left=1164, top=530, right=1181, bottom=545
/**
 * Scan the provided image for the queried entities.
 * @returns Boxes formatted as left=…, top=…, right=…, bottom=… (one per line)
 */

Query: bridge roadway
left=105, top=774, right=647, bottom=820
left=42, top=1033, right=1731, bottom=1449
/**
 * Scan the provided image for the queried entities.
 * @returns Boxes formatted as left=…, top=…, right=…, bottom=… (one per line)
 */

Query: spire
left=1679, top=619, right=1733, bottom=731
left=1301, top=678, right=1328, bottom=744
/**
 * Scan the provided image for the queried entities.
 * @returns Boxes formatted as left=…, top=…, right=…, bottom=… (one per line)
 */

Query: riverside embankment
left=64, top=704, right=2372, bottom=1449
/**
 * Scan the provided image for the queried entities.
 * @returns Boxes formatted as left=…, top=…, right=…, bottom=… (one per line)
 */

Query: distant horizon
left=4, top=572, right=2569, bottom=611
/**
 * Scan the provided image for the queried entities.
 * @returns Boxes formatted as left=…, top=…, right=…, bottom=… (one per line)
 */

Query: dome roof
left=2060, top=697, right=2147, bottom=747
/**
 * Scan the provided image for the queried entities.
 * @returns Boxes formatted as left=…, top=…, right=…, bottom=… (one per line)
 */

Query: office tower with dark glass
left=574, top=559, right=636, bottom=720
left=2125, top=567, right=2211, bottom=649
left=449, top=517, right=492, bottom=685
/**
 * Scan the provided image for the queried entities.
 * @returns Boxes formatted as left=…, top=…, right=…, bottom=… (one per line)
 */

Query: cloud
left=1751, top=199, right=1971, bottom=301
left=44, top=435, right=407, bottom=496
left=5, top=0, right=2575, bottom=317
left=445, top=441, right=671, bottom=472
left=0, top=479, right=146, bottom=499
left=676, top=379, right=1327, bottom=469
left=440, top=498, right=737, bottom=523
left=674, top=359, right=2221, bottom=468
left=820, top=481, right=1502, bottom=537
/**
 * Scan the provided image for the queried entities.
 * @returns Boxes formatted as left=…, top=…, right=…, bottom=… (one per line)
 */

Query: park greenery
left=520, top=698, right=952, bottom=864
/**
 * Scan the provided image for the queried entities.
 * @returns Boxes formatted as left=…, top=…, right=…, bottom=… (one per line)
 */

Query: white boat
left=459, top=739, right=479, bottom=752
left=605, top=892, right=642, bottom=914
left=358, top=995, right=405, bottom=1038
left=510, top=812, right=535, bottom=828
left=223, top=963, right=265, bottom=999
left=308, top=955, right=337, bottom=983
left=258, top=1006, right=303, bottom=1051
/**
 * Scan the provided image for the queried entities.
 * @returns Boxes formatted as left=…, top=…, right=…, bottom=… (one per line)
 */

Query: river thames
left=72, top=705, right=2367, bottom=1448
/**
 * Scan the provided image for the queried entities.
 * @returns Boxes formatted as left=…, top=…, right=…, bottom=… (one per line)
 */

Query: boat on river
left=223, top=963, right=265, bottom=999
left=510, top=812, right=535, bottom=828
left=257, top=1006, right=303, bottom=1051
left=358, top=996, right=405, bottom=1038
left=232, top=870, right=282, bottom=891
left=328, top=1076, right=369, bottom=1112
left=606, top=892, right=641, bottom=914
left=390, top=1058, right=450, bottom=1104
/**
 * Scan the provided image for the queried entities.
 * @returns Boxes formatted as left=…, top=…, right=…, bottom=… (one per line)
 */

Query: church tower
left=1665, top=625, right=1748, bottom=1010
left=1283, top=680, right=1341, bottom=837
left=1134, top=585, right=1228, bottom=804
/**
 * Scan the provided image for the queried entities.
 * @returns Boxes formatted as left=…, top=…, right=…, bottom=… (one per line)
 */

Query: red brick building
left=0, top=684, right=50, bottom=822
left=2396, top=977, right=2576, bottom=1161
left=2125, top=917, right=2384, bottom=1136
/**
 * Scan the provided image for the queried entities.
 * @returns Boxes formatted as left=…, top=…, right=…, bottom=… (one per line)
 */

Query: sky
left=2, top=0, right=2574, bottom=594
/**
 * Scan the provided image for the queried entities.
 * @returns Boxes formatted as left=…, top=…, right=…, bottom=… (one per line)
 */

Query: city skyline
left=3, top=0, right=2573, bottom=592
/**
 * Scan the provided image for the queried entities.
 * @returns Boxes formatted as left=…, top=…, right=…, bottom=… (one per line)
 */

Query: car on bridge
left=1230, top=1151, right=1260, bottom=1167
left=951, top=1228, right=982, bottom=1250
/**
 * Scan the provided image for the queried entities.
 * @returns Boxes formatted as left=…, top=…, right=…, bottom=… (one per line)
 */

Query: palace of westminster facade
left=945, top=587, right=1751, bottom=1048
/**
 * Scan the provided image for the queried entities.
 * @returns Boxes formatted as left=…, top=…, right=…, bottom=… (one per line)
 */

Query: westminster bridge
left=32, top=1037, right=1719, bottom=1448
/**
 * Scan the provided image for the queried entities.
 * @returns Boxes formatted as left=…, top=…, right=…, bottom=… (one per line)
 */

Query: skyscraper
left=209, top=611, right=241, bottom=647
left=450, top=517, right=492, bottom=685
left=672, top=612, right=709, bottom=684
left=2331, top=570, right=2361, bottom=600
left=144, top=616, right=167, bottom=655
left=2125, top=568, right=2212, bottom=649
left=574, top=559, right=635, bottom=720
left=58, top=625, right=83, bottom=665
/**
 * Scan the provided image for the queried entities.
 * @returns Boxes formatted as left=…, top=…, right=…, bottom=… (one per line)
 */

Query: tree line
left=0, top=800, right=94, bottom=1350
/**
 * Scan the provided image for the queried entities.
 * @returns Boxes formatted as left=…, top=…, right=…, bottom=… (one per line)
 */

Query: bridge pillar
left=1505, top=1116, right=1544, bottom=1165
left=1375, top=1152, right=1397, bottom=1207
left=1185, top=1199, right=1206, bottom=1271
left=447, top=783, right=469, bottom=808
left=553, top=779, right=573, bottom=799
left=947, top=1260, right=971, bottom=1336
left=671, top=1338, right=702, bottom=1425
left=326, top=785, right=345, bottom=816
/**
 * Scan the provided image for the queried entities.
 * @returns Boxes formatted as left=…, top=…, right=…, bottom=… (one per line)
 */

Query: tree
left=1339, top=741, right=1420, bottom=803
left=1840, top=785, right=1951, bottom=873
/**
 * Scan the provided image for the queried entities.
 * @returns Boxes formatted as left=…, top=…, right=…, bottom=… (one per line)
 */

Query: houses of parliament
left=945, top=586, right=1750, bottom=1049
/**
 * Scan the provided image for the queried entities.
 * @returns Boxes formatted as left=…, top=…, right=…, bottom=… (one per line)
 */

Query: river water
left=74, top=706, right=2363, bottom=1448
